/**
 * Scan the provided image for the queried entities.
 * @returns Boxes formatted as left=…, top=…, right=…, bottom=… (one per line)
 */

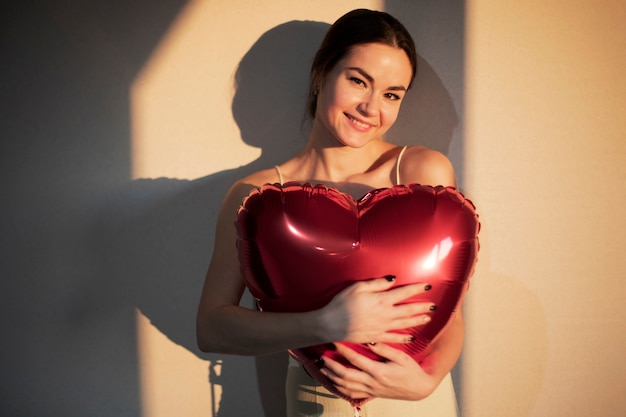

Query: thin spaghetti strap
left=395, top=145, right=408, bottom=185
left=274, top=165, right=284, bottom=184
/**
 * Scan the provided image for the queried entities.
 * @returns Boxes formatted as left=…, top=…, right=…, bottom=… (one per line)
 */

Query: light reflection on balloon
left=422, top=237, right=453, bottom=271
left=236, top=182, right=480, bottom=406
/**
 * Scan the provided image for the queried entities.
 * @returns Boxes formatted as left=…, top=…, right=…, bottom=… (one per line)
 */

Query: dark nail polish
left=424, top=284, right=432, bottom=291
left=385, top=275, right=396, bottom=282
left=430, top=305, right=438, bottom=311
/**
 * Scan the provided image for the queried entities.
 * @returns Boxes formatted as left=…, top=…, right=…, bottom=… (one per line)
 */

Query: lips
left=345, top=112, right=374, bottom=130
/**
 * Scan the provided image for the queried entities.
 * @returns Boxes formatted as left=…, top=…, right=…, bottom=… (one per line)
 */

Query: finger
left=381, top=307, right=434, bottom=340
left=393, top=300, right=438, bottom=317
left=321, top=352, right=374, bottom=385
left=334, top=342, right=410, bottom=372
left=333, top=343, right=381, bottom=374
left=320, top=355, right=372, bottom=396
left=383, top=282, right=433, bottom=304
left=350, top=275, right=398, bottom=293
left=334, top=384, right=370, bottom=401
left=320, top=353, right=350, bottom=379
left=376, top=329, right=424, bottom=345
left=331, top=381, right=370, bottom=402
left=389, top=310, right=433, bottom=332
left=367, top=341, right=414, bottom=365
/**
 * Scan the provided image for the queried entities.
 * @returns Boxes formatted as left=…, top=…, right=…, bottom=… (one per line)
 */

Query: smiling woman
left=313, top=43, right=412, bottom=150
left=196, top=8, right=465, bottom=417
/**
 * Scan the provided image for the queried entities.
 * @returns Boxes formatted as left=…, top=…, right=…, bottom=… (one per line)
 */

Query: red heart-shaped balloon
left=236, top=182, right=479, bottom=405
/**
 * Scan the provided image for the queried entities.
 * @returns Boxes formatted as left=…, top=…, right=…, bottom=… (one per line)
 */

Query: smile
left=345, top=113, right=374, bottom=129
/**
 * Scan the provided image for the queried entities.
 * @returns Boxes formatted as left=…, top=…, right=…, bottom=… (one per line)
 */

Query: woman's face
left=314, top=42, right=413, bottom=148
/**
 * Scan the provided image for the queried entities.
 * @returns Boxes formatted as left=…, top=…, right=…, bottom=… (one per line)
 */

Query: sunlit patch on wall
left=136, top=308, right=214, bottom=417
left=130, top=0, right=258, bottom=180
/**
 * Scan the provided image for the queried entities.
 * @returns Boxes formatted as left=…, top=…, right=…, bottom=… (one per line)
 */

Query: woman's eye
left=351, top=77, right=366, bottom=86
left=385, top=92, right=401, bottom=101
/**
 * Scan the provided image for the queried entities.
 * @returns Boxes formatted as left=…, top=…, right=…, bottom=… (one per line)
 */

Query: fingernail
left=424, top=284, right=432, bottom=291
left=384, top=275, right=396, bottom=282
left=430, top=305, right=438, bottom=311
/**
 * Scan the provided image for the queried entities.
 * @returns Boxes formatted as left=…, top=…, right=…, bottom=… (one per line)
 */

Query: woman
left=197, top=9, right=463, bottom=416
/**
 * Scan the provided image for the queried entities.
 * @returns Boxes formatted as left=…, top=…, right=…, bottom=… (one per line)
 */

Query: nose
left=357, top=92, right=379, bottom=117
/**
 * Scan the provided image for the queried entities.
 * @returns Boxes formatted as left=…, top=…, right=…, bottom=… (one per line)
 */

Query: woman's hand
left=319, top=309, right=466, bottom=401
left=320, top=342, right=438, bottom=401
left=319, top=277, right=435, bottom=345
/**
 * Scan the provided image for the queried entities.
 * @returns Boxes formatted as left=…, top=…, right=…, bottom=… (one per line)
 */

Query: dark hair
left=307, top=9, right=418, bottom=118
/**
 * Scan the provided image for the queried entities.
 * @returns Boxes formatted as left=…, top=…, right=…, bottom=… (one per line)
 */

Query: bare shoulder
left=241, top=167, right=281, bottom=188
left=399, top=145, right=457, bottom=187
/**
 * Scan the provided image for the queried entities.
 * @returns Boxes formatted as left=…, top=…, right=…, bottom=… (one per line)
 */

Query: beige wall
left=2, top=1, right=624, bottom=416
left=463, top=1, right=626, bottom=416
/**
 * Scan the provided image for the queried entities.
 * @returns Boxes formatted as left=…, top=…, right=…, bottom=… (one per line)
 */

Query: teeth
left=348, top=114, right=370, bottom=129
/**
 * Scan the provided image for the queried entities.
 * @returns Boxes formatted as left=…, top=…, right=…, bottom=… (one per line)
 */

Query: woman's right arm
left=196, top=181, right=433, bottom=356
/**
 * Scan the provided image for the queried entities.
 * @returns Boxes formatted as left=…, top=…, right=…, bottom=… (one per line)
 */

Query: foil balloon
left=236, top=182, right=480, bottom=405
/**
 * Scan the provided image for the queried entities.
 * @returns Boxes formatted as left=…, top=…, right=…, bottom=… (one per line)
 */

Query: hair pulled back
left=307, top=9, right=418, bottom=118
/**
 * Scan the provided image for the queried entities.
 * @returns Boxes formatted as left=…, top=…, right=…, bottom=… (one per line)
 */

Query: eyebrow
left=347, top=67, right=407, bottom=91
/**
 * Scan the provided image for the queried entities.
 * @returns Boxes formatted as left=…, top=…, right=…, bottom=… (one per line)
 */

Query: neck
left=292, top=121, right=387, bottom=183
left=302, top=148, right=360, bottom=183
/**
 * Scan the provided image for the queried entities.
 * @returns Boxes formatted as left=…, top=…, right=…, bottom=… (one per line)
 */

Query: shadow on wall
left=0, top=2, right=188, bottom=417
left=0, top=8, right=460, bottom=417
left=103, top=21, right=331, bottom=417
